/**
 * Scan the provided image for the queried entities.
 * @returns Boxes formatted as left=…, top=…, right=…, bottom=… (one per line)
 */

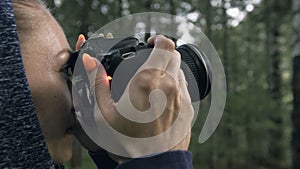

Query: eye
left=60, top=62, right=83, bottom=86
left=60, top=64, right=73, bottom=79
left=60, top=51, right=83, bottom=87
left=60, top=51, right=77, bottom=79
left=60, top=64, right=73, bottom=92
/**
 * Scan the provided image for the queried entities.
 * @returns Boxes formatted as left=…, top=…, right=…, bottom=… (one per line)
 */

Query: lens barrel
left=176, top=44, right=211, bottom=102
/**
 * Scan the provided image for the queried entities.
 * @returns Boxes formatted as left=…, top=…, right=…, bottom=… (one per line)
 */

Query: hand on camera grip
left=74, top=34, right=194, bottom=164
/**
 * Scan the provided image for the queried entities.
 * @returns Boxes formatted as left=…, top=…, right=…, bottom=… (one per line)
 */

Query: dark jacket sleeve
left=89, top=150, right=193, bottom=169
left=89, top=150, right=118, bottom=169
left=0, top=0, right=55, bottom=168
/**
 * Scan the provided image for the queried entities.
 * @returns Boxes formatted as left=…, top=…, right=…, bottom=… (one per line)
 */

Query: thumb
left=82, top=53, right=97, bottom=73
left=82, top=53, right=113, bottom=109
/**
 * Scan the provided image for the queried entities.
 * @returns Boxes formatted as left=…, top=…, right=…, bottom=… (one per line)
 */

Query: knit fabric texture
left=0, top=0, right=55, bottom=168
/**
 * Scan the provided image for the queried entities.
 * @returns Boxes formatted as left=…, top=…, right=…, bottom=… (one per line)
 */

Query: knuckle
left=161, top=75, right=179, bottom=95
left=133, top=69, right=160, bottom=90
left=132, top=70, right=179, bottom=95
left=155, top=36, right=176, bottom=51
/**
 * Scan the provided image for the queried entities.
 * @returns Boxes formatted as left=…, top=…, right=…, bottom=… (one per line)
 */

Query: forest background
left=43, top=0, right=298, bottom=168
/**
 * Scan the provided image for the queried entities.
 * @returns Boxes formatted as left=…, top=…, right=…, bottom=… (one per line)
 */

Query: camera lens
left=176, top=44, right=211, bottom=102
left=70, top=37, right=212, bottom=104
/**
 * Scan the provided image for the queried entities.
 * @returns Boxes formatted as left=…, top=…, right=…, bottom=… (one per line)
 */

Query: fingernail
left=106, top=32, right=113, bottom=38
left=82, top=53, right=97, bottom=73
left=78, top=34, right=85, bottom=41
left=98, top=33, right=105, bottom=38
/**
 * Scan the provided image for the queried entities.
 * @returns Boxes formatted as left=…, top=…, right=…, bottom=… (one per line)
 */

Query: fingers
left=82, top=53, right=101, bottom=93
left=165, top=50, right=181, bottom=82
left=178, top=69, right=191, bottom=104
left=82, top=53, right=113, bottom=111
left=76, top=34, right=86, bottom=50
left=142, top=35, right=176, bottom=71
left=82, top=53, right=97, bottom=73
left=81, top=32, right=114, bottom=106
left=106, top=32, right=113, bottom=38
left=141, top=35, right=181, bottom=81
left=147, top=35, right=176, bottom=52
left=98, top=33, right=113, bottom=38
left=98, top=33, right=105, bottom=38
left=76, top=33, right=113, bottom=51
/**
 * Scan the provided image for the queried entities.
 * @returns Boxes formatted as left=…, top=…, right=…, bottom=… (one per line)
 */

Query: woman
left=13, top=0, right=76, bottom=164
left=12, top=0, right=194, bottom=168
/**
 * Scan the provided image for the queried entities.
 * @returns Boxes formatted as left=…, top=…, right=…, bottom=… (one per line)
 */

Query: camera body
left=68, top=36, right=211, bottom=104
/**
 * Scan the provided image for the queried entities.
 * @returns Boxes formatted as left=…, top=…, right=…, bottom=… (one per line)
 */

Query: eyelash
left=60, top=65, right=73, bottom=79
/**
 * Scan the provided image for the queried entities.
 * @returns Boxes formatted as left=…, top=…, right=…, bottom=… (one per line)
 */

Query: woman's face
left=19, top=10, right=75, bottom=163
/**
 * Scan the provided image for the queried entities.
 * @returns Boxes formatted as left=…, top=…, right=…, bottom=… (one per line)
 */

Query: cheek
left=28, top=73, right=72, bottom=138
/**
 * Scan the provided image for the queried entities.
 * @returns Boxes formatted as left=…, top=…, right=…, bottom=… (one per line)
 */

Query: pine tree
left=292, top=0, right=300, bottom=168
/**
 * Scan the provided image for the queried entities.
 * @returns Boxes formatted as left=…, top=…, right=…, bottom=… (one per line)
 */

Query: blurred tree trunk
left=265, top=1, right=285, bottom=168
left=267, top=0, right=281, bottom=101
left=205, top=0, right=212, bottom=40
left=144, top=0, right=152, bottom=42
left=69, top=1, right=94, bottom=168
left=205, top=1, right=216, bottom=169
left=222, top=0, right=229, bottom=91
left=170, top=0, right=176, bottom=42
left=118, top=0, right=123, bottom=17
left=265, top=0, right=271, bottom=91
left=80, top=0, right=92, bottom=37
left=221, top=1, right=233, bottom=169
left=292, top=0, right=300, bottom=168
left=244, top=15, right=255, bottom=169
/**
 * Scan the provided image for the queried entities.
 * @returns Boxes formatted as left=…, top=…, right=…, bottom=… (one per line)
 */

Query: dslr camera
left=65, top=36, right=211, bottom=110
